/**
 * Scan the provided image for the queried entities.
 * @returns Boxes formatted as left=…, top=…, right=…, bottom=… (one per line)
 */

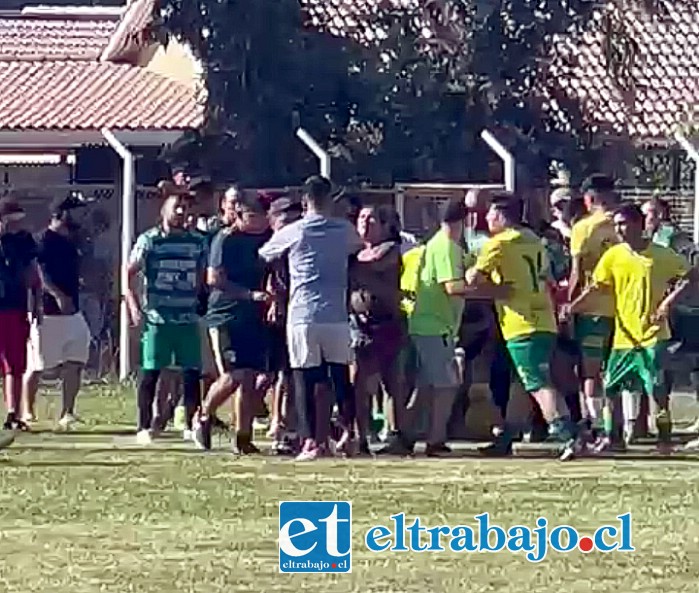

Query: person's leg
left=233, top=369, right=258, bottom=453
left=23, top=317, right=58, bottom=422
left=575, top=316, right=611, bottom=432
left=172, top=323, right=202, bottom=434
left=58, top=314, right=91, bottom=426
left=2, top=310, right=29, bottom=429
left=136, top=322, right=168, bottom=441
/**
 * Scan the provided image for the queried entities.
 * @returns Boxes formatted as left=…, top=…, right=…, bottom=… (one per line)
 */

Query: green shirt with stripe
left=130, top=227, right=208, bottom=325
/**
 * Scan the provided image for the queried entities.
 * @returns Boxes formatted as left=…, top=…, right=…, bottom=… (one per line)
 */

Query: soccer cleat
left=194, top=416, right=212, bottom=450
left=136, top=429, right=153, bottom=446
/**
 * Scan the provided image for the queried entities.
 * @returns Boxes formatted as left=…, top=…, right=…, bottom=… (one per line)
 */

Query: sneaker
left=479, top=439, right=513, bottom=457
left=233, top=434, right=260, bottom=455
left=57, top=413, right=79, bottom=431
left=684, top=437, right=699, bottom=451
left=136, top=429, right=153, bottom=446
left=425, top=443, right=452, bottom=457
left=3, top=413, right=15, bottom=431
left=295, top=446, right=320, bottom=461
left=194, top=416, right=212, bottom=450
left=376, top=435, right=414, bottom=456
left=559, top=434, right=586, bottom=462
left=21, top=413, right=36, bottom=425
left=183, top=429, right=194, bottom=442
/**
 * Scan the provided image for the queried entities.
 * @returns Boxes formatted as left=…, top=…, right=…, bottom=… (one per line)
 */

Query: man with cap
left=24, top=192, right=92, bottom=429
left=265, top=196, right=304, bottom=454
left=0, top=198, right=40, bottom=431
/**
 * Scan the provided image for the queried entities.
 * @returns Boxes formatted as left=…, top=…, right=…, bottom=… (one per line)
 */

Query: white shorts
left=27, top=313, right=91, bottom=372
left=287, top=323, right=352, bottom=369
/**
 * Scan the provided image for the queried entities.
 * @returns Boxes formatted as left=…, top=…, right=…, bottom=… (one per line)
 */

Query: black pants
left=293, top=363, right=355, bottom=442
left=137, top=369, right=201, bottom=431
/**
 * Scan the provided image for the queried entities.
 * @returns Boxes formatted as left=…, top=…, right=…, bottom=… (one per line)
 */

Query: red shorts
left=0, top=310, right=29, bottom=376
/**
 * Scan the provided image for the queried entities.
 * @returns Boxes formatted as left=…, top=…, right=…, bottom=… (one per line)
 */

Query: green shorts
left=141, top=322, right=201, bottom=371
left=604, top=342, right=668, bottom=397
left=574, top=315, right=613, bottom=359
left=506, top=332, right=555, bottom=393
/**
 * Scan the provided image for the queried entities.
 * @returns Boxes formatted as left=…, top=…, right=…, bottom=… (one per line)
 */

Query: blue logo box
left=279, top=501, right=352, bottom=573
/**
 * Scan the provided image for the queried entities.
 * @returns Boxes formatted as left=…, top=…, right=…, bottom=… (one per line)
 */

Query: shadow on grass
left=27, top=429, right=136, bottom=437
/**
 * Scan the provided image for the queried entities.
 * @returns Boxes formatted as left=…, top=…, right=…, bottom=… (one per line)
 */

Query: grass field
left=2, top=386, right=699, bottom=593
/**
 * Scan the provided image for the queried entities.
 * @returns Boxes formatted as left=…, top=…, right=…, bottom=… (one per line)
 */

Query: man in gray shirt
left=259, top=176, right=362, bottom=461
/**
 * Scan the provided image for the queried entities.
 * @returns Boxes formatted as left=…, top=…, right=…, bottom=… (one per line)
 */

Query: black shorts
left=267, top=325, right=289, bottom=372
left=209, top=321, right=269, bottom=373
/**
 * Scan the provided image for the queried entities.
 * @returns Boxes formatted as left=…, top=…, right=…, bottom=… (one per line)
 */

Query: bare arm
left=567, top=254, right=582, bottom=301
left=462, top=269, right=513, bottom=300
left=206, top=267, right=267, bottom=301
left=26, top=261, right=43, bottom=322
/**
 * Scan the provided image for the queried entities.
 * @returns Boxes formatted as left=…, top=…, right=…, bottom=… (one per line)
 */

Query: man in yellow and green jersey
left=568, top=174, right=619, bottom=425
left=569, top=202, right=694, bottom=451
left=467, top=195, right=582, bottom=461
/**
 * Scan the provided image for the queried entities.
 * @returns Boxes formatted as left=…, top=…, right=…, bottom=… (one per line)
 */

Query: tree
left=158, top=0, right=606, bottom=186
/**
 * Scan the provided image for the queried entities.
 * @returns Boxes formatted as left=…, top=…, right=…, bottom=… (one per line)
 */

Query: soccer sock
left=621, top=390, right=640, bottom=438
left=137, top=370, right=160, bottom=431
left=602, top=399, right=614, bottom=438
left=182, top=369, right=202, bottom=431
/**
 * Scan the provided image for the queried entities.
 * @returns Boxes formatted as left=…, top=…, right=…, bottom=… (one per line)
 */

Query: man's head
left=235, top=194, right=269, bottom=233
left=581, top=174, right=618, bottom=211
left=268, top=197, right=303, bottom=231
left=486, top=194, right=523, bottom=235
left=440, top=197, right=468, bottom=240
left=161, top=194, right=189, bottom=230
left=0, top=197, right=26, bottom=234
left=550, top=187, right=572, bottom=221
left=302, top=176, right=333, bottom=213
left=50, top=191, right=92, bottom=231
left=220, top=185, right=241, bottom=226
left=613, top=202, right=644, bottom=245
left=464, top=188, right=492, bottom=232
left=641, top=197, right=670, bottom=235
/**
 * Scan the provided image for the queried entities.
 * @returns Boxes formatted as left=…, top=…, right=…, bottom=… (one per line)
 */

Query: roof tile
left=0, top=16, right=118, bottom=60
left=0, top=61, right=202, bottom=130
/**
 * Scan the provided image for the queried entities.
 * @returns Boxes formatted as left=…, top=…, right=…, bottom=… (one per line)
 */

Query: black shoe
left=12, top=419, right=29, bottom=432
left=3, top=413, right=16, bottom=431
left=425, top=443, right=452, bottom=457
left=194, top=416, right=212, bottom=450
left=233, top=433, right=260, bottom=455
left=376, top=433, right=415, bottom=456
left=211, top=416, right=230, bottom=432
left=478, top=439, right=513, bottom=457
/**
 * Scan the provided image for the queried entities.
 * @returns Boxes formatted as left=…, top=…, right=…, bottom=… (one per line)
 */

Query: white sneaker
left=57, top=413, right=79, bottom=431
left=684, top=437, right=699, bottom=451
left=21, top=413, right=36, bottom=424
left=136, top=430, right=153, bottom=446
left=183, top=429, right=194, bottom=442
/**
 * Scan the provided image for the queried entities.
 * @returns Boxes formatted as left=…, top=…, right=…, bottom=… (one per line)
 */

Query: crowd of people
left=1, top=170, right=698, bottom=461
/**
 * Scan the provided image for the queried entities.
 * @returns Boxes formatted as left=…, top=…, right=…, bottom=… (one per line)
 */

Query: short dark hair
left=441, top=197, right=467, bottom=224
left=303, top=175, right=332, bottom=207
left=581, top=174, right=616, bottom=205
left=490, top=194, right=523, bottom=224
left=236, top=193, right=268, bottom=215
left=614, top=201, right=644, bottom=224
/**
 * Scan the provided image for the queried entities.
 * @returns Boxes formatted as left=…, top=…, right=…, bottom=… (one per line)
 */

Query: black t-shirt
left=206, top=228, right=271, bottom=327
left=37, top=229, right=81, bottom=315
left=0, top=230, right=37, bottom=311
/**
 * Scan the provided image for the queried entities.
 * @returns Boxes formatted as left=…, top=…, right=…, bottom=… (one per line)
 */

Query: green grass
left=2, top=387, right=699, bottom=592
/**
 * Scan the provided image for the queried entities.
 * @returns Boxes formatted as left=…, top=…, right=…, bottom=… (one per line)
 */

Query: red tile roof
left=101, top=0, right=155, bottom=62
left=542, top=2, right=699, bottom=140
left=0, top=15, right=118, bottom=60
left=0, top=61, right=202, bottom=130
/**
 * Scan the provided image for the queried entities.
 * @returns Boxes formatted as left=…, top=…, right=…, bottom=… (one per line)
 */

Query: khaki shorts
left=412, top=334, right=460, bottom=389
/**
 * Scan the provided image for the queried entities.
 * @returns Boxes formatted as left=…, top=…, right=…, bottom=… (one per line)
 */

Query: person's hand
left=56, top=294, right=76, bottom=315
left=128, top=302, right=142, bottom=328
left=650, top=302, right=669, bottom=325
left=251, top=290, right=271, bottom=304
left=558, top=303, right=572, bottom=325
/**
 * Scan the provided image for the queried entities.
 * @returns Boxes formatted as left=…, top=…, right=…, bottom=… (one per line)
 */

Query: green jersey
left=129, top=227, right=208, bottom=325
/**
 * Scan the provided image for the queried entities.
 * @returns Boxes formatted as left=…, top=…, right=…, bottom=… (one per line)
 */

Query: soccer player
left=126, top=194, right=208, bottom=445
left=466, top=195, right=582, bottom=460
left=568, top=174, right=619, bottom=432
left=566, top=202, right=694, bottom=451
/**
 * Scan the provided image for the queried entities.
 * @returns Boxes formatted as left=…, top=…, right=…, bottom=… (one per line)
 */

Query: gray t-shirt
left=259, top=213, right=362, bottom=325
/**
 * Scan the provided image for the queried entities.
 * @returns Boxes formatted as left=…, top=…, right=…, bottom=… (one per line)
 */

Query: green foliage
left=157, top=0, right=606, bottom=186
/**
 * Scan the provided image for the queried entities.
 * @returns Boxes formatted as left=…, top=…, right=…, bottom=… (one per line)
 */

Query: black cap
left=50, top=191, right=94, bottom=217
left=581, top=173, right=615, bottom=195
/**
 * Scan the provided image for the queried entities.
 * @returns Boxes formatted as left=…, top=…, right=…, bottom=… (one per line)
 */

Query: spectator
left=24, top=193, right=92, bottom=429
